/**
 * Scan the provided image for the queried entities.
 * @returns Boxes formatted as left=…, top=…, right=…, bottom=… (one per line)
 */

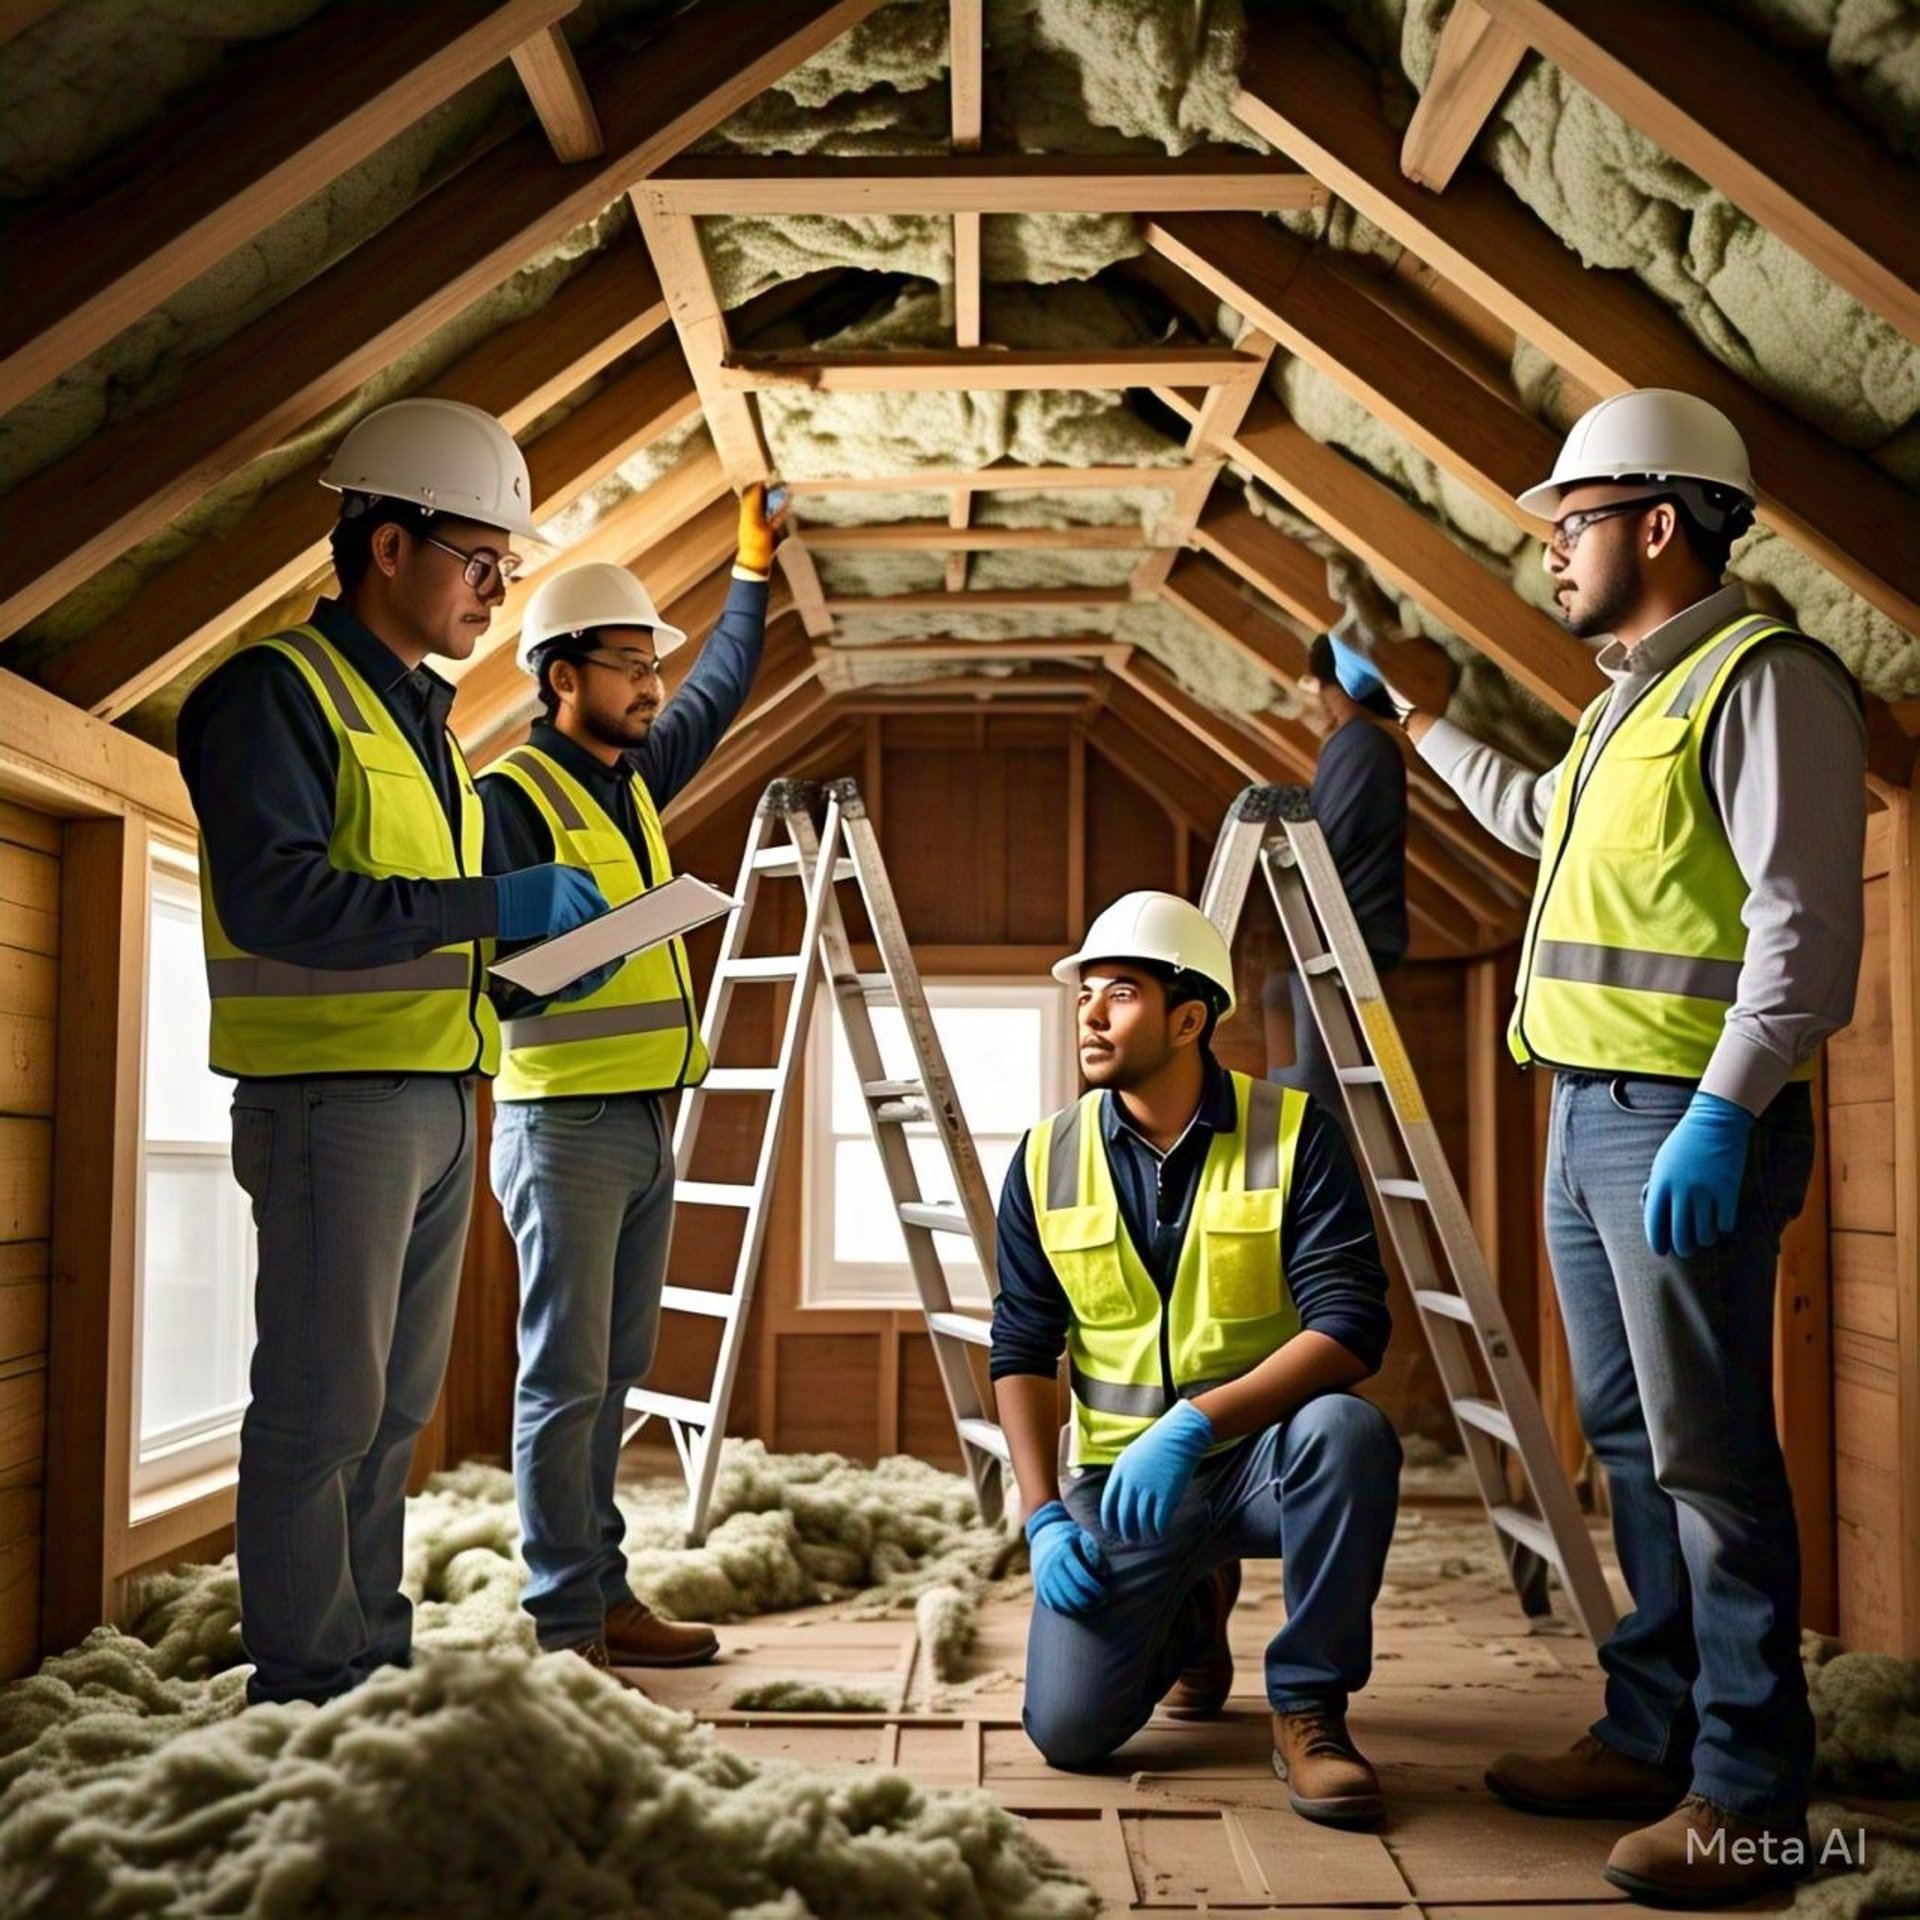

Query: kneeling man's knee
left=1291, top=1393, right=1402, bottom=1472
left=1022, top=1695, right=1125, bottom=1771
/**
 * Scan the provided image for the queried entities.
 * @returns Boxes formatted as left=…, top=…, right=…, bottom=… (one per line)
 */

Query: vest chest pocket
left=1039, top=1203, right=1131, bottom=1326
left=1578, top=718, right=1690, bottom=854
left=1201, top=1189, right=1283, bottom=1322
left=346, top=734, right=449, bottom=876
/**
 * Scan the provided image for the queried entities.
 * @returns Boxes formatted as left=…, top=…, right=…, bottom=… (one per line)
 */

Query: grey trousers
left=229, top=1073, right=476, bottom=1705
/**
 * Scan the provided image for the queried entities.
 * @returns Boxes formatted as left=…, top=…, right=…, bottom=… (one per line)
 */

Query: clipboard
left=490, top=873, right=736, bottom=997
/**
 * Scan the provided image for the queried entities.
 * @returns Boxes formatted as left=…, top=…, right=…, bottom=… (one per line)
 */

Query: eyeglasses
left=419, top=532, right=520, bottom=594
left=1546, top=494, right=1673, bottom=559
left=578, top=650, right=664, bottom=685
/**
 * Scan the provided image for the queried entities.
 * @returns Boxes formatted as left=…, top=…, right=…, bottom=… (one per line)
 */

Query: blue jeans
left=491, top=1093, right=675, bottom=1648
left=1023, top=1394, right=1402, bottom=1769
left=1545, top=1072, right=1817, bottom=1824
left=230, top=1074, right=475, bottom=1706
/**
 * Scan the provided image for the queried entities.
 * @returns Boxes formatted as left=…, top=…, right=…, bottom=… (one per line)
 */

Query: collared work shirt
left=1416, top=584, right=1866, bottom=1113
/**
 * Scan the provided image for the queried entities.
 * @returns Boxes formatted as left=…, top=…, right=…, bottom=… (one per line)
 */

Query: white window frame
left=802, top=976, right=1075, bottom=1311
left=130, top=841, right=256, bottom=1507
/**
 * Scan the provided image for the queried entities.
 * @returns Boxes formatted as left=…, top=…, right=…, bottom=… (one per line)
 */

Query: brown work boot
left=604, top=1597, right=719, bottom=1668
left=1486, top=1732, right=1690, bottom=1819
left=1161, top=1560, right=1242, bottom=1720
left=1604, top=1795, right=1812, bottom=1907
left=1271, top=1707, right=1384, bottom=1828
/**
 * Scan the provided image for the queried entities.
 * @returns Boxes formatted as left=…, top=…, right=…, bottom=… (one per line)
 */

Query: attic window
left=132, top=844, right=255, bottom=1504
left=803, top=979, right=1073, bottom=1311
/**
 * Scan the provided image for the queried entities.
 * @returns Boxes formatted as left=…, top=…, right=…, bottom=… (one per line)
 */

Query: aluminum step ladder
left=1200, top=784, right=1617, bottom=1647
left=625, top=778, right=1008, bottom=1543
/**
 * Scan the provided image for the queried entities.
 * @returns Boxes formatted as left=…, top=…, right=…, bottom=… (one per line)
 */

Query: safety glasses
left=419, top=532, right=521, bottom=595
left=1546, top=494, right=1673, bottom=559
left=578, top=650, right=664, bottom=685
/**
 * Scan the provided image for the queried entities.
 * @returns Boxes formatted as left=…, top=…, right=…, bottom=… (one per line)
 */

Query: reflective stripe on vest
left=1509, top=613, right=1849, bottom=1082
left=1027, top=1071, right=1305, bottom=1468
left=488, top=745, right=709, bottom=1100
left=202, top=626, right=498, bottom=1079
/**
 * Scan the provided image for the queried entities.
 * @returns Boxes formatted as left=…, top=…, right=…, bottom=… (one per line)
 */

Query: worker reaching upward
left=177, top=399, right=611, bottom=1708
left=991, top=892, right=1401, bottom=1827
left=1338, top=389, right=1866, bottom=1908
left=478, top=486, right=786, bottom=1672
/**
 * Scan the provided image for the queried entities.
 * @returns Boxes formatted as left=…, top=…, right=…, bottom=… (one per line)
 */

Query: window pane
left=827, top=1001, right=1045, bottom=1135
left=144, top=871, right=230, bottom=1143
left=140, top=1155, right=253, bottom=1447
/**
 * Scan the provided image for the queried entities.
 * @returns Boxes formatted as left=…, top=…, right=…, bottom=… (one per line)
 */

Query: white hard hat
left=321, top=398, right=540, bottom=540
left=1054, top=891, right=1238, bottom=1016
left=1516, top=389, right=1755, bottom=523
left=515, top=561, right=689, bottom=674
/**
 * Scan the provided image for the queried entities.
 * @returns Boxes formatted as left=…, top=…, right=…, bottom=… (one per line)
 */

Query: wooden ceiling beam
left=1098, top=687, right=1250, bottom=827
left=801, top=523, right=1157, bottom=553
left=949, top=0, right=984, bottom=350
left=1161, top=551, right=1313, bottom=686
left=511, top=22, right=604, bottom=163
left=636, top=153, right=1328, bottom=215
left=716, top=346, right=1272, bottom=393
left=0, top=0, right=883, bottom=641
left=791, top=466, right=1183, bottom=494
left=1233, top=395, right=1595, bottom=720
left=825, top=588, right=1132, bottom=615
left=1481, top=0, right=1920, bottom=342
left=831, top=673, right=1102, bottom=701
left=33, top=246, right=673, bottom=722
left=816, top=638, right=1129, bottom=665
left=1234, top=16, right=1920, bottom=637
left=661, top=685, right=837, bottom=838
left=0, top=0, right=579, bottom=412
left=1399, top=0, right=1529, bottom=191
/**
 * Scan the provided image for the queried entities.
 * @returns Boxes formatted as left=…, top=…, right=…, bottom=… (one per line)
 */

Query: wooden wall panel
left=0, top=799, right=54, bottom=1677
left=1085, top=750, right=1177, bottom=909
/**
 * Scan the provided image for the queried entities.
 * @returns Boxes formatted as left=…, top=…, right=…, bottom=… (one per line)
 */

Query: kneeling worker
left=992, top=892, right=1401, bottom=1825
left=478, top=484, right=787, bottom=1670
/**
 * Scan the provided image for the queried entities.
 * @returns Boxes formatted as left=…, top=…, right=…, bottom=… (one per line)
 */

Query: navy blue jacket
left=990, top=1056, right=1392, bottom=1388
left=176, top=597, right=498, bottom=970
left=1314, top=716, right=1408, bottom=967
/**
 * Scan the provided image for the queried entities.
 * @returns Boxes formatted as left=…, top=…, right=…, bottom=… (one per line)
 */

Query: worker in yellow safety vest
left=991, top=892, right=1402, bottom=1827
left=1334, top=389, right=1866, bottom=1907
left=477, top=485, right=787, bottom=1670
left=177, top=399, right=613, bottom=1707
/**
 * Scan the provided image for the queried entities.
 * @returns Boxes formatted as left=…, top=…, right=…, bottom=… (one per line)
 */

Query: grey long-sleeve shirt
left=1416, top=584, right=1865, bottom=1115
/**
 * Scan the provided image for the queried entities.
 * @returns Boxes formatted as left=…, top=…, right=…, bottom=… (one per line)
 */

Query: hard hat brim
left=1050, top=946, right=1238, bottom=1017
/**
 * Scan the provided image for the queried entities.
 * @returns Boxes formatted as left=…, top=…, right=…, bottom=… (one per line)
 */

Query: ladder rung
left=1413, top=1287, right=1474, bottom=1324
left=625, top=1387, right=714, bottom=1427
left=927, top=1310, right=994, bottom=1348
left=674, top=1181, right=757, bottom=1209
left=856, top=973, right=895, bottom=1000
left=723, top=955, right=803, bottom=980
left=872, top=1102, right=929, bottom=1124
left=863, top=1077, right=922, bottom=1100
left=1453, top=1396, right=1519, bottom=1449
left=1336, top=1065, right=1385, bottom=1085
left=1302, top=953, right=1340, bottom=975
left=660, top=1286, right=733, bottom=1319
left=956, top=1418, right=1011, bottom=1463
left=898, top=1201, right=971, bottom=1234
left=751, top=845, right=856, bottom=881
left=1375, top=1177, right=1429, bottom=1202
left=702, top=1067, right=782, bottom=1093
left=1489, top=1503, right=1559, bottom=1564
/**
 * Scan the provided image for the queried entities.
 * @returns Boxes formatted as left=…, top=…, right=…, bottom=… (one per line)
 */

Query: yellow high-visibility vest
left=1026, top=1072, right=1306, bottom=1466
left=486, top=745, right=708, bottom=1100
left=202, top=625, right=498, bottom=1078
left=1511, top=611, right=1852, bottom=1081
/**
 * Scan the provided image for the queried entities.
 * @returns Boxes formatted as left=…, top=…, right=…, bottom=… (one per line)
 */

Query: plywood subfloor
left=628, top=1497, right=1706, bottom=1914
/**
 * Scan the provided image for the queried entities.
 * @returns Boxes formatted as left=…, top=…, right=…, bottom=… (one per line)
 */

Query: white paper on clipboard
left=490, top=874, right=736, bottom=997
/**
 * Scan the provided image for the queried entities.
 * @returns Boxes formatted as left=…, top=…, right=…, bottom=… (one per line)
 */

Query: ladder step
left=723, top=955, right=804, bottom=980
left=1489, top=1503, right=1559, bottom=1565
left=898, top=1201, right=971, bottom=1234
left=660, top=1285, right=733, bottom=1319
left=863, top=1077, right=922, bottom=1100
left=675, top=1181, right=757, bottom=1209
left=1302, top=953, right=1340, bottom=976
left=701, top=1067, right=782, bottom=1092
left=1375, top=1177, right=1430, bottom=1202
left=872, top=1102, right=929, bottom=1124
left=751, top=845, right=856, bottom=881
left=1453, top=1396, right=1519, bottom=1449
left=624, top=1386, right=714, bottom=1427
left=1413, top=1287, right=1475, bottom=1324
left=1336, top=1065, right=1385, bottom=1085
left=956, top=1417, right=1011, bottom=1463
left=856, top=973, right=895, bottom=1000
left=927, top=1310, right=994, bottom=1348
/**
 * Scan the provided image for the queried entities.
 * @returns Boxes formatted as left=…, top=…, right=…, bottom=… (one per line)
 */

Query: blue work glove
left=1099, top=1399, right=1214, bottom=1544
left=1024, top=1501, right=1109, bottom=1618
left=494, top=864, right=609, bottom=944
left=1326, top=631, right=1384, bottom=703
left=1643, top=1090, right=1755, bottom=1259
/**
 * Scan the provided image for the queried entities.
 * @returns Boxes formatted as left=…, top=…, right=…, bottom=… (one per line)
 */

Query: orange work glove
left=737, top=481, right=789, bottom=574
